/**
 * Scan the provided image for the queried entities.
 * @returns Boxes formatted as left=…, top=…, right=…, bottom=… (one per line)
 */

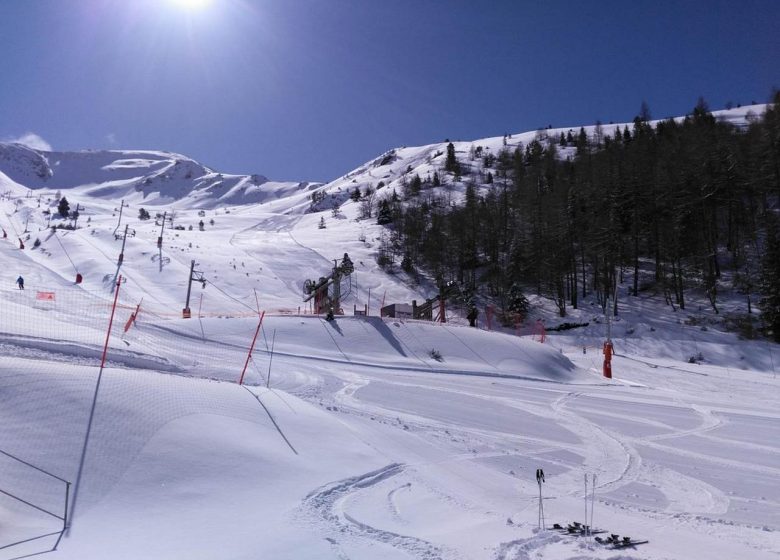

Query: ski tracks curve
left=494, top=531, right=563, bottom=560
left=302, top=463, right=448, bottom=559
left=550, top=391, right=642, bottom=495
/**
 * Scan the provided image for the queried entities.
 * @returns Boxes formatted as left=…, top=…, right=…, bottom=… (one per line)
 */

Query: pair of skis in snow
left=595, top=534, right=649, bottom=549
left=551, top=523, right=648, bottom=549
left=552, top=521, right=602, bottom=535
left=542, top=470, right=648, bottom=549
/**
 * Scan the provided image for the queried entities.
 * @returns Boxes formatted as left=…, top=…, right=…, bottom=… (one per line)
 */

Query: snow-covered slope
left=0, top=106, right=778, bottom=560
left=305, top=104, right=769, bottom=213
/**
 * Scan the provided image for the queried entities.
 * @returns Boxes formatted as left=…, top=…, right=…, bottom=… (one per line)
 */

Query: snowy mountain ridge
left=1, top=104, right=766, bottom=213
left=0, top=142, right=319, bottom=210
left=309, top=103, right=768, bottom=204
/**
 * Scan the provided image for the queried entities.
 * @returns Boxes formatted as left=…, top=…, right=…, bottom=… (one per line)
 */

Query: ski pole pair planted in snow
left=585, top=473, right=596, bottom=536
left=536, top=468, right=545, bottom=529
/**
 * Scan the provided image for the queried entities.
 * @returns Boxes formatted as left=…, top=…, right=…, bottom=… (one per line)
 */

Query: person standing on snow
left=16, top=275, right=24, bottom=290
left=467, top=305, right=478, bottom=327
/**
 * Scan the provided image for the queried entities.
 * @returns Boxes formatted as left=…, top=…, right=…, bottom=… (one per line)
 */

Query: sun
left=170, top=0, right=211, bottom=9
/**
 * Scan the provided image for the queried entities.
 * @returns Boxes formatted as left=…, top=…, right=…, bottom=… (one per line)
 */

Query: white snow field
left=0, top=108, right=779, bottom=560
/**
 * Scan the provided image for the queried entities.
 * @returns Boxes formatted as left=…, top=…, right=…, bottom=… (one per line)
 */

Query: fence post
left=239, top=311, right=265, bottom=385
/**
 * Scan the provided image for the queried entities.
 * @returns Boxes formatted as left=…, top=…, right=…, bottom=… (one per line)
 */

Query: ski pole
left=590, top=474, right=597, bottom=535
left=536, top=468, right=545, bottom=530
left=584, top=474, right=589, bottom=536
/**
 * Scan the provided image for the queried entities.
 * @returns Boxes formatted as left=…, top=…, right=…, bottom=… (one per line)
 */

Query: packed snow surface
left=0, top=107, right=778, bottom=559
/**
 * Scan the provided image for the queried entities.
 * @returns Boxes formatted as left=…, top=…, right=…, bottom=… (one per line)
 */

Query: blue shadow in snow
left=361, top=316, right=407, bottom=357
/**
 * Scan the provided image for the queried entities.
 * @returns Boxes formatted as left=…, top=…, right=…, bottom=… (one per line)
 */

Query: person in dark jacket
left=467, top=305, right=478, bottom=327
left=16, top=275, right=24, bottom=290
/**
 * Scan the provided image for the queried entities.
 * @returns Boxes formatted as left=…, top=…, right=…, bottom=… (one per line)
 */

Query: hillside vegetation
left=340, top=96, right=780, bottom=340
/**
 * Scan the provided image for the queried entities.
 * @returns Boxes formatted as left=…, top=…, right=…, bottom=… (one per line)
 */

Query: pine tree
left=445, top=142, right=461, bottom=176
left=377, top=199, right=393, bottom=224
left=507, top=283, right=530, bottom=315
left=408, top=174, right=422, bottom=196
left=401, top=254, right=414, bottom=273
left=58, top=197, right=70, bottom=218
left=577, top=127, right=588, bottom=149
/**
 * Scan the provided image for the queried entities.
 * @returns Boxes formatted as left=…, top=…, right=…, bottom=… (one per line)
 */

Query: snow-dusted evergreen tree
left=377, top=199, right=392, bottom=225
left=58, top=197, right=70, bottom=218
left=407, top=174, right=422, bottom=197
left=444, top=142, right=460, bottom=176
left=507, top=283, right=530, bottom=316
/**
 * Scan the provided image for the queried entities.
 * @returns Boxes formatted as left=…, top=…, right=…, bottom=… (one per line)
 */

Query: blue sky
left=1, top=0, right=778, bottom=181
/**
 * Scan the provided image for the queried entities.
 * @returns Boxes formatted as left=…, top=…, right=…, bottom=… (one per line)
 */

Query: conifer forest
left=379, top=96, right=780, bottom=340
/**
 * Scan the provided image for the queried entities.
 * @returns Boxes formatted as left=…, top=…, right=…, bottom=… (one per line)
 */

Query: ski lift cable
left=248, top=355, right=267, bottom=386
left=202, top=278, right=258, bottom=313
left=2, top=210, right=21, bottom=237
left=52, top=231, right=79, bottom=274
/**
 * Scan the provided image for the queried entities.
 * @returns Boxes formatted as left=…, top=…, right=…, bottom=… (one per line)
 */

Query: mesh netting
left=0, top=281, right=272, bottom=558
left=0, top=285, right=111, bottom=557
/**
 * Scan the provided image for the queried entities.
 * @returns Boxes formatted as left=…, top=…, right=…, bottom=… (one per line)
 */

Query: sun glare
left=171, top=0, right=211, bottom=9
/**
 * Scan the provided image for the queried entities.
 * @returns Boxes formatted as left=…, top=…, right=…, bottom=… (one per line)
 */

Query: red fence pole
left=239, top=311, right=266, bottom=385
left=603, top=341, right=613, bottom=379
left=123, top=300, right=142, bottom=333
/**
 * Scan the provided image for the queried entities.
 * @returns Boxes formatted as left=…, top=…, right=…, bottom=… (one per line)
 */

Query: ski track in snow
left=315, top=363, right=775, bottom=547
left=303, top=463, right=447, bottom=560
left=550, top=391, right=641, bottom=495
left=228, top=213, right=327, bottom=301
left=387, top=483, right=412, bottom=523
left=552, top=391, right=736, bottom=517
left=494, top=532, right=563, bottom=560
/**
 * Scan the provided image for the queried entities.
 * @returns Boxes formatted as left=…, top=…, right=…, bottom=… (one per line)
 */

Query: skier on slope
left=16, top=275, right=24, bottom=290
